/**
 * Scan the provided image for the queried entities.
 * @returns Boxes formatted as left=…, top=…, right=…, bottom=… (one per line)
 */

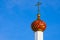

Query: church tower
left=31, top=1, right=46, bottom=40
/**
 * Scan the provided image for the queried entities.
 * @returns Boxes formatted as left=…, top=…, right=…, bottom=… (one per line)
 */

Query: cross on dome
left=35, top=2, right=41, bottom=20
left=35, top=2, right=41, bottom=14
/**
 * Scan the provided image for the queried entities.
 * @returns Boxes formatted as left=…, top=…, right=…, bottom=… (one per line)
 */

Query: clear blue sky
left=0, top=0, right=60, bottom=40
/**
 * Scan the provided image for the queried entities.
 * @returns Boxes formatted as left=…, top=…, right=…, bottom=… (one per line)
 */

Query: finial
left=35, top=1, right=41, bottom=20
left=36, top=2, right=41, bottom=14
left=37, top=13, right=40, bottom=20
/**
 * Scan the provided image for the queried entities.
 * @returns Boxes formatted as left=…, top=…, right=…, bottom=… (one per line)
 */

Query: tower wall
left=35, top=31, right=43, bottom=40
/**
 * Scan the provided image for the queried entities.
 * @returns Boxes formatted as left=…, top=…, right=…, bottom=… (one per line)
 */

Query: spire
left=35, top=1, right=41, bottom=20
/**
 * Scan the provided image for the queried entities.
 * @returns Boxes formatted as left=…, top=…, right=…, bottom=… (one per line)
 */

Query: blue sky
left=0, top=0, right=60, bottom=40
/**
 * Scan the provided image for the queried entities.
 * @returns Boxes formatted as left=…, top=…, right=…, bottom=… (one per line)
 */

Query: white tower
left=35, top=31, right=43, bottom=40
left=31, top=2, right=46, bottom=40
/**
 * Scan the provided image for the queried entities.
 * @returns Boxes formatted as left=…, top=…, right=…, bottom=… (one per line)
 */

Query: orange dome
left=31, top=19, right=46, bottom=32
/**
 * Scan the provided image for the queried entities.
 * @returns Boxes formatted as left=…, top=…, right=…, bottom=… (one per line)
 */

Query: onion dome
left=31, top=14, right=46, bottom=32
left=31, top=2, right=46, bottom=32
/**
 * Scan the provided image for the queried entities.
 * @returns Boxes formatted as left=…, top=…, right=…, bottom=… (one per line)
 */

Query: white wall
left=35, top=31, right=43, bottom=40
